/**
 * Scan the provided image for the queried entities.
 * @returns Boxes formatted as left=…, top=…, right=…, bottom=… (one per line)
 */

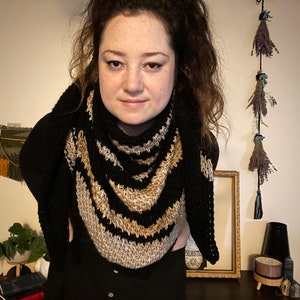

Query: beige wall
left=1, top=0, right=300, bottom=281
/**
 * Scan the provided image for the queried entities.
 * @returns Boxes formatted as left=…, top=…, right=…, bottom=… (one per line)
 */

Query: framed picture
left=186, top=170, right=241, bottom=278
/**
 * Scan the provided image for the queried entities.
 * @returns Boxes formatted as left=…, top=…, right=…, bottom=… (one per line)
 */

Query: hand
left=172, top=221, right=190, bottom=251
left=68, top=218, right=74, bottom=242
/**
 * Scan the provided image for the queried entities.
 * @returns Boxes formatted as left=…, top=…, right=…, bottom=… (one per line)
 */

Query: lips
left=119, top=98, right=148, bottom=108
left=121, top=99, right=147, bottom=103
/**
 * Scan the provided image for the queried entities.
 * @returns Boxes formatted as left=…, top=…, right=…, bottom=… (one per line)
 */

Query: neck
left=118, top=120, right=154, bottom=136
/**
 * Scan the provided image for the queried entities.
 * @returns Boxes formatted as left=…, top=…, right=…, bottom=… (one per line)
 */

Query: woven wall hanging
left=0, top=125, right=31, bottom=181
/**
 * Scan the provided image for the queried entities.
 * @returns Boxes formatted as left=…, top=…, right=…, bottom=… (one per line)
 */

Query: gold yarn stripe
left=109, top=130, right=182, bottom=213
left=75, top=131, right=185, bottom=237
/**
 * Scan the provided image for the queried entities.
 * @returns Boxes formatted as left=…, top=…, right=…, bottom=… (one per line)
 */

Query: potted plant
left=0, top=223, right=47, bottom=263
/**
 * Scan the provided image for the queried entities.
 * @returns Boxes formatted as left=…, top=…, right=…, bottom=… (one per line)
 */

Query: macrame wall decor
left=247, top=0, right=279, bottom=219
left=0, top=125, right=31, bottom=181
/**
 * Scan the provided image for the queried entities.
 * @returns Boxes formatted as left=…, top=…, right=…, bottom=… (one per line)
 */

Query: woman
left=20, top=0, right=225, bottom=299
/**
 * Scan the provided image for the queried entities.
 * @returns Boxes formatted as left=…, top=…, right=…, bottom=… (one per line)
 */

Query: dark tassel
left=7, top=162, right=23, bottom=182
left=254, top=189, right=263, bottom=219
left=247, top=72, right=277, bottom=118
left=252, top=11, right=279, bottom=57
left=248, top=134, right=277, bottom=185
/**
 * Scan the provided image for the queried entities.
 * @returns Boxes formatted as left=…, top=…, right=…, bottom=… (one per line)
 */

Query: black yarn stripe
left=87, top=125, right=179, bottom=190
left=82, top=93, right=179, bottom=190
left=93, top=85, right=174, bottom=148
left=91, top=87, right=175, bottom=162
left=75, top=154, right=184, bottom=228
left=93, top=207, right=176, bottom=244
left=75, top=159, right=178, bottom=242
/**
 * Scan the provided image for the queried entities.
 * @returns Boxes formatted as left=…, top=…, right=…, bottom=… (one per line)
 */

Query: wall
left=209, top=0, right=300, bottom=281
left=1, top=0, right=300, bottom=281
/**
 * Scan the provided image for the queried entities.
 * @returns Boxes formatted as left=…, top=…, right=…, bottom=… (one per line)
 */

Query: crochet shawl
left=38, top=83, right=219, bottom=269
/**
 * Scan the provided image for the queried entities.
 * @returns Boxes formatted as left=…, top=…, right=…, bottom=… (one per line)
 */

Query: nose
left=123, top=67, right=143, bottom=95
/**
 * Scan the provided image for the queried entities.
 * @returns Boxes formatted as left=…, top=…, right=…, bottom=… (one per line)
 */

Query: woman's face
left=98, top=12, right=176, bottom=135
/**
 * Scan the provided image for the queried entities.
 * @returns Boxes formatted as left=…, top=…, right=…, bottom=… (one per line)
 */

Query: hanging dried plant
left=252, top=11, right=279, bottom=57
left=248, top=134, right=277, bottom=185
left=247, top=72, right=277, bottom=119
left=248, top=1, right=279, bottom=220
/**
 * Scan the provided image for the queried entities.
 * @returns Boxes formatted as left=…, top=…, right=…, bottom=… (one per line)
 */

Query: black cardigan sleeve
left=19, top=113, right=51, bottom=201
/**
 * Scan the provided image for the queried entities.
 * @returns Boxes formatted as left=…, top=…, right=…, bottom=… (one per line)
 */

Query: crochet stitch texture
left=36, top=83, right=219, bottom=268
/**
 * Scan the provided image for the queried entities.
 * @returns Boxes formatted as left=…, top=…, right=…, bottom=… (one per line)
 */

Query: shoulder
left=20, top=113, right=51, bottom=199
left=20, top=113, right=51, bottom=165
left=27, top=113, right=51, bottom=140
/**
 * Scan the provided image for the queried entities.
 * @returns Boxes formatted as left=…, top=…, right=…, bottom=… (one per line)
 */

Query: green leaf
left=2, top=239, right=16, bottom=259
left=9, top=223, right=26, bottom=236
left=0, top=243, right=4, bottom=257
left=27, top=236, right=47, bottom=263
left=15, top=234, right=31, bottom=252
left=1, top=223, right=48, bottom=262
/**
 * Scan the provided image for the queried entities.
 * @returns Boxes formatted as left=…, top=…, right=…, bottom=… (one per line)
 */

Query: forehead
left=99, top=12, right=172, bottom=51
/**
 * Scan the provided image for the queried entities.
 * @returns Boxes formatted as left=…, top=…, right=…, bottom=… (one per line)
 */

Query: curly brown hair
left=70, top=0, right=225, bottom=139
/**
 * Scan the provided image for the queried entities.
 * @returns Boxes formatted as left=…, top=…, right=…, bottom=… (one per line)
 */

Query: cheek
left=99, top=80, right=112, bottom=107
left=98, top=65, right=112, bottom=95
left=100, top=72, right=120, bottom=90
left=160, top=89, right=173, bottom=106
left=157, top=73, right=174, bottom=99
left=161, top=68, right=175, bottom=90
left=99, top=78, right=106, bottom=96
left=99, top=76, right=114, bottom=98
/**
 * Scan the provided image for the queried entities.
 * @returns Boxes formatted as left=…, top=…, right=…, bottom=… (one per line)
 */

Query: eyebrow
left=101, top=50, right=169, bottom=58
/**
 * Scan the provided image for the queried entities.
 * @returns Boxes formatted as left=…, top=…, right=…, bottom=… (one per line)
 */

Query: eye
left=145, top=62, right=163, bottom=72
left=107, top=60, right=123, bottom=70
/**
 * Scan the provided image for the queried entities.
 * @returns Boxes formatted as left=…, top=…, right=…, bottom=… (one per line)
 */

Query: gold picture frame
left=186, top=170, right=241, bottom=278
